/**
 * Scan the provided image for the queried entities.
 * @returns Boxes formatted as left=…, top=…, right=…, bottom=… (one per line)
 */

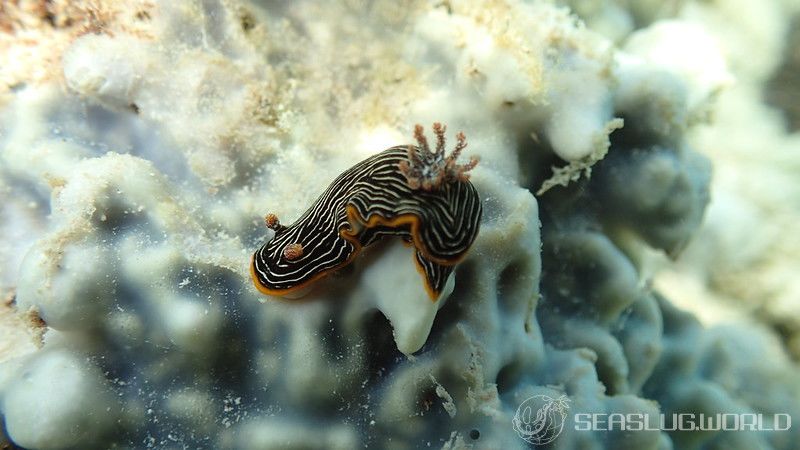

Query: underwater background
left=1, top=0, right=799, bottom=449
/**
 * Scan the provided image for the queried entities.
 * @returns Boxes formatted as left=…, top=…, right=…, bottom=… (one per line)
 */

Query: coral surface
left=0, top=0, right=798, bottom=449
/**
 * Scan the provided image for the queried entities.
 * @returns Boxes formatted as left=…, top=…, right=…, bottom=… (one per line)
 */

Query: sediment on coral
left=1, top=1, right=798, bottom=449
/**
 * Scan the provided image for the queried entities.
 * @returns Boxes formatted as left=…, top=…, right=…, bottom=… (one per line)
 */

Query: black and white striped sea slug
left=250, top=123, right=482, bottom=301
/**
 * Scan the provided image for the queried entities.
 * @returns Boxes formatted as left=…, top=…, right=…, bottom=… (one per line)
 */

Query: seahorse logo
left=512, top=394, right=571, bottom=445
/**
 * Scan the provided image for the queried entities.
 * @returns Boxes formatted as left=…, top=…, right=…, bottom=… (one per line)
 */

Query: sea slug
left=251, top=123, right=482, bottom=300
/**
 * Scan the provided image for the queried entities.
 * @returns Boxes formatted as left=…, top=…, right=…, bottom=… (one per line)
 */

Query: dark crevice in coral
left=319, top=314, right=347, bottom=358
left=362, top=310, right=402, bottom=382
left=610, top=112, right=682, bottom=149
left=91, top=202, right=155, bottom=236
left=210, top=273, right=261, bottom=384
left=762, top=314, right=800, bottom=362
left=765, top=14, right=800, bottom=131
left=495, top=360, right=524, bottom=396
left=515, top=129, right=563, bottom=194
left=211, top=325, right=256, bottom=387
left=424, top=261, right=478, bottom=345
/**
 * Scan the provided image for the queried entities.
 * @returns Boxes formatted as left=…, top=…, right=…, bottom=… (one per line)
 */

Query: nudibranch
left=250, top=123, right=482, bottom=301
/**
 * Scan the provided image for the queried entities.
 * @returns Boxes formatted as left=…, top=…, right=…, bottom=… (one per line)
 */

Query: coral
left=643, top=298, right=800, bottom=450
left=1, top=0, right=798, bottom=449
left=646, top=1, right=800, bottom=363
left=1, top=349, right=120, bottom=449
